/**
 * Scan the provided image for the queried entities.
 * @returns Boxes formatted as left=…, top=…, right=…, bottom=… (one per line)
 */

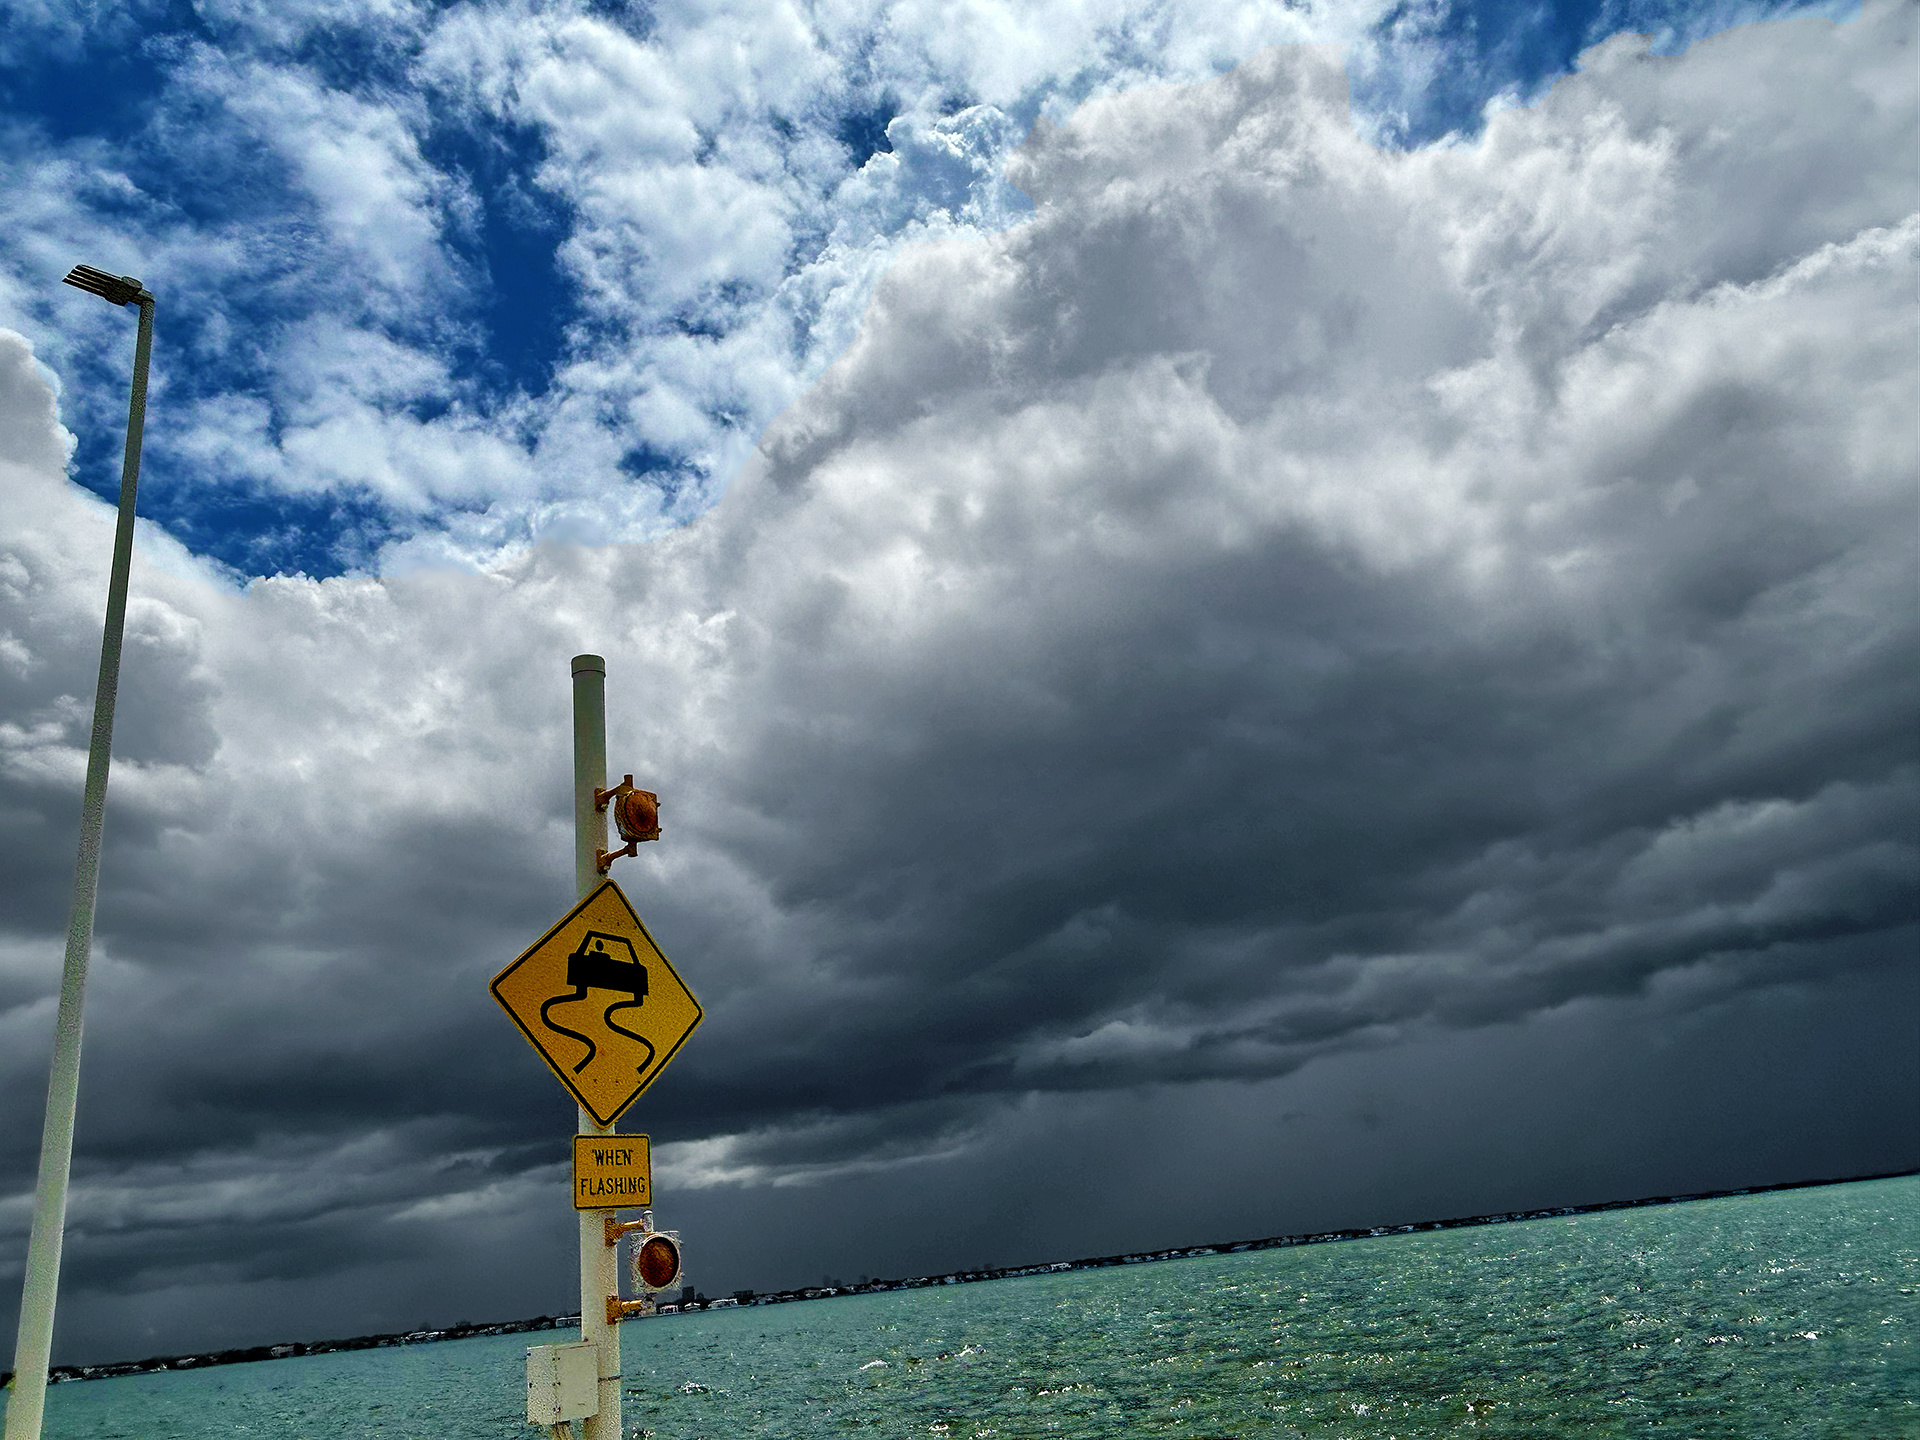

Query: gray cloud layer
left=2, top=2, right=1915, bottom=1363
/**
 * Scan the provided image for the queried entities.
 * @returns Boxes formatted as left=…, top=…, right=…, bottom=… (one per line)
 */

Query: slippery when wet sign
left=491, top=879, right=703, bottom=1127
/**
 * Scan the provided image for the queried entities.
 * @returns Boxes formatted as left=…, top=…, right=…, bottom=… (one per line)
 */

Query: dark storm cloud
left=1, top=2, right=1914, bottom=1363
left=618, top=20, right=1916, bottom=1127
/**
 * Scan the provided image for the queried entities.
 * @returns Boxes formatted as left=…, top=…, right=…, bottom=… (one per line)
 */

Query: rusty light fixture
left=605, top=1211, right=683, bottom=1323
left=593, top=774, right=660, bottom=874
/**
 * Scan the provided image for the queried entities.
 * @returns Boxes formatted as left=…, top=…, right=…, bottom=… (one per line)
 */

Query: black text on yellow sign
left=491, top=879, right=703, bottom=1126
left=573, top=1134, right=651, bottom=1211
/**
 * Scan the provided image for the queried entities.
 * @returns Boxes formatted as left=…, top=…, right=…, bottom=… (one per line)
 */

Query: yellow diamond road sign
left=492, top=880, right=702, bottom=1127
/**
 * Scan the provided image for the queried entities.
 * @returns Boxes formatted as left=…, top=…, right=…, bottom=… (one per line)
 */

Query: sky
left=0, top=0, right=1914, bottom=1370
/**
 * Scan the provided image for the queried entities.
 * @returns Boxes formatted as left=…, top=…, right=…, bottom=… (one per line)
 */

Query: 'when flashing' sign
left=572, top=1134, right=651, bottom=1211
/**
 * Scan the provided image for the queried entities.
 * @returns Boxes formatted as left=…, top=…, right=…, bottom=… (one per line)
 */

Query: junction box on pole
left=526, top=1340, right=598, bottom=1434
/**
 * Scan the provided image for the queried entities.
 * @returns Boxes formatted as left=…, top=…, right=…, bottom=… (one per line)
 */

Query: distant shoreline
left=9, top=1164, right=1912, bottom=1389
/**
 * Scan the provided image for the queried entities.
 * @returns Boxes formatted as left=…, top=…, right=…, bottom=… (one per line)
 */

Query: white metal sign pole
left=570, top=654, right=622, bottom=1440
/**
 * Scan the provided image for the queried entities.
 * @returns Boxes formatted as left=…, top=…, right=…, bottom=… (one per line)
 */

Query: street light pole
left=5, top=266, right=154, bottom=1440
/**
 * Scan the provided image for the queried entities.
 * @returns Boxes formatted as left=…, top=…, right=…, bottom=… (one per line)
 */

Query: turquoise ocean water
left=8, top=1174, right=1915, bottom=1438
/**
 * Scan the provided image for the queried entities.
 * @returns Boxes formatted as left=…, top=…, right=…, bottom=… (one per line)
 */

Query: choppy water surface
left=14, top=1175, right=1916, bottom=1438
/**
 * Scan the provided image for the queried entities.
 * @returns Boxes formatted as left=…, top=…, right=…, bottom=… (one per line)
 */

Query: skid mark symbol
left=539, top=931, right=655, bottom=1076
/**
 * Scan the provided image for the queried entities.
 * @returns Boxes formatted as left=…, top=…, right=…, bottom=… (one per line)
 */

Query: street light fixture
left=61, top=264, right=149, bottom=308
left=4, top=265, right=156, bottom=1440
